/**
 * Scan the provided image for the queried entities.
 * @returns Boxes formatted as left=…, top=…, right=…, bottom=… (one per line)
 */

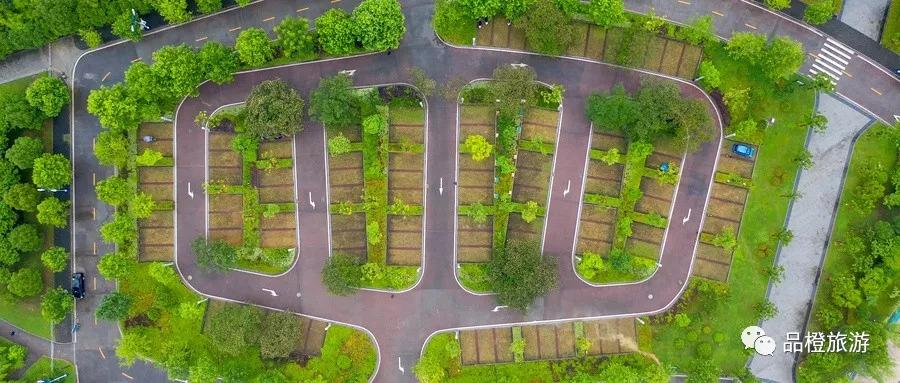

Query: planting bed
left=208, top=193, right=243, bottom=245
left=476, top=20, right=703, bottom=80
left=455, top=99, right=560, bottom=292
left=137, top=123, right=175, bottom=261
left=326, top=91, right=425, bottom=290
left=457, top=318, right=637, bottom=366
left=208, top=131, right=242, bottom=185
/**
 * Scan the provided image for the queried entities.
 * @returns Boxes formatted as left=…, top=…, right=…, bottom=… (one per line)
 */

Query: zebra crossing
left=808, top=38, right=854, bottom=84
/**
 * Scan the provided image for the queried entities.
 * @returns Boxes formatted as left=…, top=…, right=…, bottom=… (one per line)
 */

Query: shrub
left=466, top=203, right=489, bottom=224
left=576, top=252, right=604, bottom=280
left=79, top=29, right=103, bottom=48
left=192, top=237, right=237, bottom=271
left=362, top=113, right=388, bottom=136
left=698, top=61, right=721, bottom=90
left=41, top=247, right=68, bottom=272
left=136, top=149, right=164, bottom=166
left=599, top=148, right=620, bottom=165
left=366, top=221, right=382, bottom=245
left=464, top=134, right=493, bottom=161
left=234, top=28, right=274, bottom=67
left=96, top=292, right=133, bottom=321
left=804, top=0, right=834, bottom=25
left=712, top=227, right=737, bottom=251
left=608, top=249, right=632, bottom=273
left=520, top=201, right=540, bottom=223
left=575, top=336, right=592, bottom=356
left=321, top=253, right=362, bottom=295
left=496, top=155, right=515, bottom=175
left=129, top=192, right=155, bottom=219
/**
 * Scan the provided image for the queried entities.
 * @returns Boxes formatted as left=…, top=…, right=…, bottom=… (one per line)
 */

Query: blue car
left=732, top=143, right=755, bottom=158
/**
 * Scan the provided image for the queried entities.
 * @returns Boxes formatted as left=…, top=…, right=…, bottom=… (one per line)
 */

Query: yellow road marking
left=93, top=276, right=96, bottom=290
left=98, top=346, right=105, bottom=359
left=195, top=36, right=208, bottom=42
left=122, top=373, right=134, bottom=380
left=330, top=0, right=341, bottom=3
left=130, top=57, right=141, bottom=63
left=92, top=172, right=96, bottom=185
left=842, top=70, right=852, bottom=78
left=745, top=23, right=757, bottom=30
left=263, top=16, right=275, bottom=22
left=101, top=72, right=110, bottom=82
left=228, top=26, right=241, bottom=32
left=92, top=242, right=97, bottom=255
left=870, top=88, right=882, bottom=95
left=677, top=0, right=691, bottom=4
left=92, top=207, right=96, bottom=221
left=711, top=10, right=724, bottom=16
left=296, top=7, right=309, bottom=12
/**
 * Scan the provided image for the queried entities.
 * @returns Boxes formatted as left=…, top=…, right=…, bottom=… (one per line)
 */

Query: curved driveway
left=173, top=2, right=722, bottom=382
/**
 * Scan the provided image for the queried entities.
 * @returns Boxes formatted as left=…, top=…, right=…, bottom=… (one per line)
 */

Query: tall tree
left=96, top=292, right=133, bottom=321
left=32, top=153, right=71, bottom=190
left=199, top=41, right=238, bottom=85
left=8, top=224, right=41, bottom=252
left=3, top=183, right=42, bottom=212
left=516, top=1, right=573, bottom=55
left=586, top=84, right=639, bottom=132
left=124, top=61, right=166, bottom=118
left=762, top=37, right=805, bottom=80
left=5, top=136, right=44, bottom=169
left=37, top=197, right=70, bottom=228
left=490, top=65, right=538, bottom=116
left=86, top=84, right=141, bottom=132
left=244, top=80, right=305, bottom=140
left=275, top=17, right=315, bottom=60
left=316, top=8, right=357, bottom=56
left=309, top=74, right=360, bottom=130
left=94, top=130, right=130, bottom=169
left=97, top=251, right=137, bottom=280
left=40, top=247, right=69, bottom=272
left=488, top=240, right=557, bottom=310
left=0, top=93, right=44, bottom=131
left=95, top=176, right=132, bottom=207
left=152, top=44, right=204, bottom=98
left=154, top=0, right=191, bottom=23
left=41, top=287, right=74, bottom=324
left=234, top=28, right=274, bottom=67
left=8, top=268, right=43, bottom=298
left=25, top=75, right=69, bottom=118
left=458, top=0, right=501, bottom=19
left=352, top=0, right=406, bottom=51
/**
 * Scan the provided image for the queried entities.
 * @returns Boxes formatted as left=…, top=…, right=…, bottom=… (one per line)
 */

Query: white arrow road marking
left=491, top=305, right=508, bottom=312
left=682, top=208, right=692, bottom=225
left=262, top=288, right=278, bottom=297
left=187, top=182, right=194, bottom=199
left=439, top=177, right=443, bottom=196
left=563, top=179, right=571, bottom=197
left=398, top=357, right=405, bottom=374
left=308, top=192, right=315, bottom=209
left=510, top=63, right=528, bottom=68
left=339, top=69, right=356, bottom=76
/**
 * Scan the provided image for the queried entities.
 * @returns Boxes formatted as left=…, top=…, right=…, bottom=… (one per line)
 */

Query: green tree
left=794, top=148, right=814, bottom=169
left=698, top=61, right=721, bottom=90
left=414, top=356, right=445, bottom=383
left=128, top=192, right=155, bottom=219
left=459, top=0, right=501, bottom=19
left=586, top=84, right=639, bottom=132
left=153, top=44, right=204, bottom=98
left=352, top=0, right=406, bottom=51
left=805, top=113, right=828, bottom=133
left=520, top=201, right=540, bottom=223
left=0, top=203, right=17, bottom=235
left=37, top=197, right=69, bottom=228
left=94, top=130, right=129, bottom=168
left=96, top=292, right=133, bottom=321
left=733, top=119, right=758, bottom=140
left=808, top=72, right=836, bottom=93
left=0, top=92, right=42, bottom=131
left=197, top=0, right=223, bottom=13
left=321, top=253, right=361, bottom=295
left=97, top=251, right=137, bottom=280
left=310, top=74, right=360, bottom=130
left=577, top=252, right=604, bottom=280
left=804, top=0, right=834, bottom=25
left=677, top=15, right=715, bottom=45
left=723, top=87, right=750, bottom=118
left=99, top=212, right=134, bottom=246
left=41, top=287, right=73, bottom=324
left=25, top=75, right=69, bottom=118
left=235, top=28, right=274, bottom=67
left=517, top=1, right=573, bottom=55
left=136, top=148, right=164, bottom=166
left=5, top=137, right=44, bottom=169
left=765, top=0, right=791, bottom=10
left=362, top=113, right=388, bottom=136
left=40, top=246, right=68, bottom=272
left=245, top=79, right=305, bottom=140
left=763, top=37, right=805, bottom=80
left=275, top=17, right=315, bottom=59
left=32, top=153, right=71, bottom=190
left=491, top=65, right=538, bottom=116
left=726, top=32, right=767, bottom=64
left=587, top=0, right=626, bottom=28
left=0, top=239, right=19, bottom=267
left=488, top=240, right=557, bottom=310
left=464, top=134, right=493, bottom=161
left=206, top=304, right=262, bottom=354
left=316, top=8, right=356, bottom=56
left=86, top=84, right=140, bottom=132
left=154, top=0, right=191, bottom=23
left=407, top=67, right=436, bottom=96
left=192, top=237, right=237, bottom=271
left=95, top=176, right=132, bottom=206
left=328, top=134, right=353, bottom=156
left=259, top=311, right=302, bottom=359
left=112, top=11, right=142, bottom=41
left=124, top=61, right=166, bottom=118
left=4, top=183, right=41, bottom=212
left=79, top=29, right=103, bottom=49
left=502, top=0, right=533, bottom=19
left=8, top=268, right=43, bottom=297
left=830, top=272, right=862, bottom=309
left=198, top=41, right=238, bottom=85
left=8, top=224, right=40, bottom=252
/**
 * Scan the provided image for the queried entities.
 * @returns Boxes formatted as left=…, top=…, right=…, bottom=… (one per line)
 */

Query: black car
left=72, top=272, right=85, bottom=299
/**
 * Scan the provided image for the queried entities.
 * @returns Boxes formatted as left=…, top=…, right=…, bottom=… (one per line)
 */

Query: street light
left=37, top=188, right=68, bottom=193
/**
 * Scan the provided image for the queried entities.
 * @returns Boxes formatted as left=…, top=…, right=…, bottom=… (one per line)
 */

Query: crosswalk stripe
left=818, top=49, right=849, bottom=65
left=814, top=58, right=843, bottom=75
left=811, top=64, right=840, bottom=80
left=816, top=54, right=846, bottom=70
left=826, top=38, right=854, bottom=55
left=822, top=43, right=852, bottom=60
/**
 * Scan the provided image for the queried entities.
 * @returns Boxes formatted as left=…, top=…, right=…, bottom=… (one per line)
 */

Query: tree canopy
left=41, top=247, right=69, bottom=273
left=487, top=240, right=557, bottom=310
left=3, top=183, right=41, bottom=212
left=198, top=41, right=238, bottom=85
left=37, top=196, right=70, bottom=228
left=352, top=0, right=406, bottom=51
left=310, top=74, right=360, bottom=130
left=41, top=287, right=74, bottom=324
left=235, top=28, right=275, bottom=67
left=96, top=292, right=134, bottom=321
left=192, top=237, right=237, bottom=271
left=95, top=176, right=132, bottom=207
left=244, top=79, right=305, bottom=140
left=516, top=1, right=573, bottom=55
left=316, top=9, right=357, bottom=56
left=32, top=153, right=71, bottom=190
left=275, top=17, right=315, bottom=60
left=5, top=136, right=44, bottom=169
left=25, top=75, right=69, bottom=118
left=586, top=0, right=626, bottom=28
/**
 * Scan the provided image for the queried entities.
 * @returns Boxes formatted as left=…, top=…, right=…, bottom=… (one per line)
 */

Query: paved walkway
left=0, top=321, right=72, bottom=379
left=839, top=0, right=891, bottom=41
left=748, top=93, right=874, bottom=383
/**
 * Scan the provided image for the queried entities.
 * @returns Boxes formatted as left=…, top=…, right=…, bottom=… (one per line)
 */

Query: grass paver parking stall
left=455, top=81, right=561, bottom=293
left=327, top=86, right=424, bottom=290
left=136, top=123, right=175, bottom=262
left=204, top=107, right=298, bottom=274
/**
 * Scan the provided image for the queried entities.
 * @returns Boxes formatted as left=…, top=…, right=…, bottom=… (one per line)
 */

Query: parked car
left=72, top=272, right=85, bottom=299
left=732, top=143, right=755, bottom=158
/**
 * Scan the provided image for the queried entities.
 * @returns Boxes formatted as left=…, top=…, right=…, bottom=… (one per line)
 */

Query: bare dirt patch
left=387, top=216, right=422, bottom=266
left=585, top=161, right=623, bottom=196
left=457, top=216, right=492, bottom=262
left=330, top=213, right=367, bottom=260
left=328, top=152, right=364, bottom=203
left=388, top=153, right=423, bottom=204
left=577, top=205, right=616, bottom=255
left=512, top=151, right=552, bottom=202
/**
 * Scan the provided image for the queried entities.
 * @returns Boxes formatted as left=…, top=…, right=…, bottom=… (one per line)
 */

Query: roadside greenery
left=883, top=0, right=900, bottom=54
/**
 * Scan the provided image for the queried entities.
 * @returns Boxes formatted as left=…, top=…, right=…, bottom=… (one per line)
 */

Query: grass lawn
left=809, top=123, right=899, bottom=329
left=882, top=0, right=900, bottom=54
left=16, top=357, right=76, bottom=383
left=648, top=44, right=815, bottom=374
left=0, top=74, right=54, bottom=339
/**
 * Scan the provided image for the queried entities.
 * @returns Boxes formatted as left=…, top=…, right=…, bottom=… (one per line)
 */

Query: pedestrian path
left=809, top=38, right=855, bottom=84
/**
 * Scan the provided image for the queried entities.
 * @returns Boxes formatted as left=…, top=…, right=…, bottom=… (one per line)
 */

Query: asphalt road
left=67, top=0, right=899, bottom=382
